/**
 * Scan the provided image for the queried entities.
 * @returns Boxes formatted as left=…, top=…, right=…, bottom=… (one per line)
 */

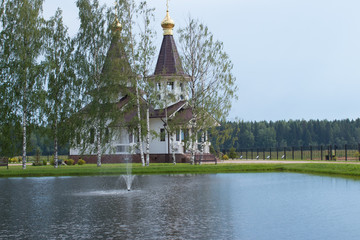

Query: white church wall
left=149, top=118, right=168, bottom=154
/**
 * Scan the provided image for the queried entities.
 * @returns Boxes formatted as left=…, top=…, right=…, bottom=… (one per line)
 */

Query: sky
left=43, top=0, right=360, bottom=122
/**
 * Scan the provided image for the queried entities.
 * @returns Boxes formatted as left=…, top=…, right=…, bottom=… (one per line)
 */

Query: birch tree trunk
left=54, top=117, right=58, bottom=168
left=171, top=134, right=176, bottom=165
left=135, top=84, right=145, bottom=166
left=22, top=109, right=27, bottom=170
left=200, top=131, right=204, bottom=165
left=146, top=107, right=150, bottom=166
left=96, top=126, right=102, bottom=167
left=189, top=128, right=194, bottom=165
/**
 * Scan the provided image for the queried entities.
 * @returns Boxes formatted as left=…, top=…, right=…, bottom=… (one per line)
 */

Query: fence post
left=300, top=146, right=303, bottom=160
left=292, top=146, right=295, bottom=160
left=345, top=144, right=347, bottom=161
left=246, top=149, right=248, bottom=160
left=334, top=145, right=337, bottom=159
left=257, top=149, right=259, bottom=159
left=251, top=149, right=253, bottom=159
left=263, top=149, right=265, bottom=160
left=284, top=147, right=286, bottom=160
left=358, top=143, right=360, bottom=161
left=270, top=148, right=272, bottom=160
left=321, top=145, right=323, bottom=160
left=310, top=145, right=313, bottom=160
left=277, top=147, right=279, bottom=160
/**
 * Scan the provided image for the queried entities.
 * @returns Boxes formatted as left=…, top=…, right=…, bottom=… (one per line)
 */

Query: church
left=69, top=8, right=217, bottom=164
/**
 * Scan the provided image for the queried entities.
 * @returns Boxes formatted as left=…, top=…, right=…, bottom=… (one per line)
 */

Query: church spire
left=113, top=1, right=122, bottom=32
left=161, top=1, right=175, bottom=35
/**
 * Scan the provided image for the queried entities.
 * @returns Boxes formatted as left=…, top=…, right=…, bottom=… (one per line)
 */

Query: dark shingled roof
left=154, top=35, right=185, bottom=76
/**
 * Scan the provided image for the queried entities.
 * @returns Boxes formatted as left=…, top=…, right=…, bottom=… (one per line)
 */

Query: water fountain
left=122, top=154, right=135, bottom=191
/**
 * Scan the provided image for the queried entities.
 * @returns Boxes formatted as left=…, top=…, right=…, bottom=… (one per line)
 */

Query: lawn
left=2, top=162, right=360, bottom=179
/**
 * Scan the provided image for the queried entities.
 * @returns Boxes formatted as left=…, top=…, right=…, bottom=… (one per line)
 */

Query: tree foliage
left=177, top=17, right=237, bottom=163
left=212, top=119, right=360, bottom=152
left=44, top=8, right=78, bottom=168
left=1, top=0, right=46, bottom=168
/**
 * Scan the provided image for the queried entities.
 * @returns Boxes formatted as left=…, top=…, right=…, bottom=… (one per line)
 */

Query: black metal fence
left=235, top=144, right=360, bottom=161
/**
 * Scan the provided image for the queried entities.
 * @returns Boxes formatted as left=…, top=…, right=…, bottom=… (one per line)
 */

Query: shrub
left=223, top=154, right=229, bottom=160
left=50, top=159, right=55, bottom=166
left=43, top=160, right=47, bottom=166
left=65, top=159, right=75, bottom=165
left=9, top=157, right=19, bottom=163
left=228, top=147, right=238, bottom=159
left=77, top=159, right=86, bottom=165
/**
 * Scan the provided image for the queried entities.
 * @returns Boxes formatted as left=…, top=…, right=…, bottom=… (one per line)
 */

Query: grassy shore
left=2, top=162, right=360, bottom=179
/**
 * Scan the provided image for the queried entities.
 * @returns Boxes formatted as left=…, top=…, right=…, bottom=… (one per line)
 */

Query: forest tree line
left=15, top=118, right=360, bottom=156
left=210, top=119, right=360, bottom=152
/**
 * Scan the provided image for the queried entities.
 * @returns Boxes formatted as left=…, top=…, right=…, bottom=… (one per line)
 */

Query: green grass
left=3, top=162, right=360, bottom=179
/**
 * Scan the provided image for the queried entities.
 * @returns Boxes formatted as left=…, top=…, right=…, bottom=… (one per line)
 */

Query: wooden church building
left=69, top=8, right=216, bottom=164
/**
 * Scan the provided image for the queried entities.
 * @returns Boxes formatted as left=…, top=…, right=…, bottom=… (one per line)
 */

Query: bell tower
left=152, top=3, right=190, bottom=109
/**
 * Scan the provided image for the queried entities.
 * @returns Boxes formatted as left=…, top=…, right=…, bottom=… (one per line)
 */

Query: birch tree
left=178, top=18, right=237, bottom=164
left=136, top=2, right=156, bottom=166
left=1, top=0, right=45, bottom=169
left=75, top=0, right=113, bottom=167
left=116, top=0, right=156, bottom=166
left=44, top=9, right=77, bottom=168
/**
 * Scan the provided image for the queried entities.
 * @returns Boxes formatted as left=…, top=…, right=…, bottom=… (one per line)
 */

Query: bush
left=223, top=154, right=229, bottom=160
left=50, top=159, right=55, bottom=166
left=228, top=147, right=238, bottom=159
left=65, top=159, right=75, bottom=165
left=43, top=160, right=47, bottom=166
left=77, top=159, right=86, bottom=165
left=9, top=157, right=19, bottom=163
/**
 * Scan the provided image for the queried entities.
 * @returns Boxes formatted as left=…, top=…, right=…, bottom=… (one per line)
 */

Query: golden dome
left=114, top=17, right=122, bottom=32
left=161, top=10, right=174, bottom=35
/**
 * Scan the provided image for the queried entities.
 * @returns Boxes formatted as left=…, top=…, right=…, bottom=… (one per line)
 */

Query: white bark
left=146, top=107, right=150, bottom=166
left=171, top=134, right=176, bottom=165
left=96, top=126, right=101, bottom=167
left=189, top=128, right=194, bottom=165
left=200, top=131, right=204, bottom=165
left=54, top=117, right=58, bottom=168
left=22, top=110, right=26, bottom=170
left=135, top=84, right=145, bottom=166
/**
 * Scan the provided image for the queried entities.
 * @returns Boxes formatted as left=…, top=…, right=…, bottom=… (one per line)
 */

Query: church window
left=160, top=128, right=166, bottom=141
left=167, top=81, right=174, bottom=91
left=129, top=132, right=133, bottom=143
left=89, top=128, right=95, bottom=144
left=76, top=133, right=81, bottom=145
left=104, top=128, right=110, bottom=143
left=176, top=129, right=180, bottom=141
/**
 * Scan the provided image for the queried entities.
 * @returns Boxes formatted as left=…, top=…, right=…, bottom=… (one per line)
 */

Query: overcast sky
left=43, top=0, right=360, bottom=122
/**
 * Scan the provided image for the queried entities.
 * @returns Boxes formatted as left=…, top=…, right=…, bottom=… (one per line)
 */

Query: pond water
left=1, top=173, right=360, bottom=239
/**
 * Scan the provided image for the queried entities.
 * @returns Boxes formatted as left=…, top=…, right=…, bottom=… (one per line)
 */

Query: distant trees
left=211, top=119, right=360, bottom=153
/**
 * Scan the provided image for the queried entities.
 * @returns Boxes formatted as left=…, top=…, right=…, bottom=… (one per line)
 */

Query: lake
left=1, top=173, right=360, bottom=239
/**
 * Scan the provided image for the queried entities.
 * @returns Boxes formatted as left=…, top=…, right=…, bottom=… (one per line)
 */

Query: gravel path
left=219, top=159, right=360, bottom=164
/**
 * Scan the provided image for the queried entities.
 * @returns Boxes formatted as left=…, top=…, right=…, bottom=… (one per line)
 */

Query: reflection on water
left=1, top=173, right=360, bottom=239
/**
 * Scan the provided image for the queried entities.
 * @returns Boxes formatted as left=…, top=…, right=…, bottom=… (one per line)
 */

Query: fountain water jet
left=122, top=155, right=135, bottom=191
